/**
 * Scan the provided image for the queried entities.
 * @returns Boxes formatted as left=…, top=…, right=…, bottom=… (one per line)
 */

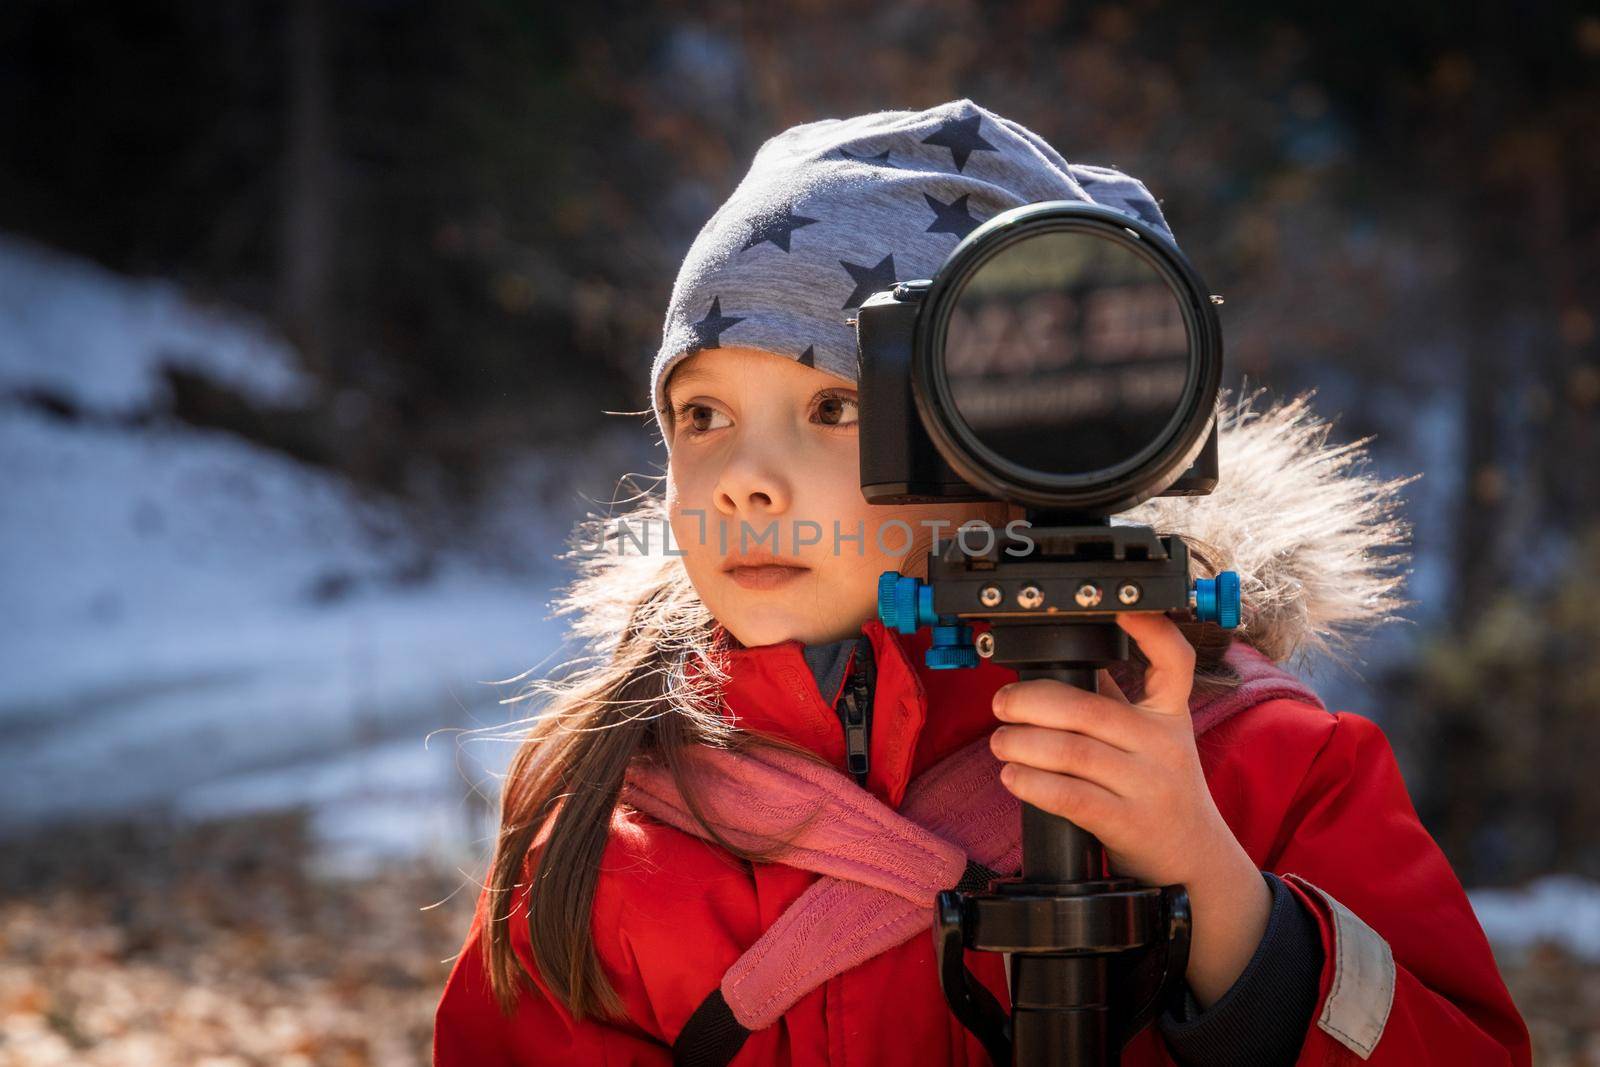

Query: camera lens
left=911, top=202, right=1221, bottom=513
left=942, top=228, right=1190, bottom=477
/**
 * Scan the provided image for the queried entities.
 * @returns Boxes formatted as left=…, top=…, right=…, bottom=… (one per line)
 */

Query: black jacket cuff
left=1156, top=870, right=1325, bottom=1067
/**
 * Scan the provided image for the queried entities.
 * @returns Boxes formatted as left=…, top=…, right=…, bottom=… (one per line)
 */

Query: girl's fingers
left=990, top=724, right=1136, bottom=796
left=992, top=678, right=1142, bottom=752
left=998, top=762, right=1121, bottom=830
left=1114, top=611, right=1195, bottom=716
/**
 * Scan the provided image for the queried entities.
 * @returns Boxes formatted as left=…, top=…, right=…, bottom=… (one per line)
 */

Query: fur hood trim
left=1120, top=386, right=1417, bottom=667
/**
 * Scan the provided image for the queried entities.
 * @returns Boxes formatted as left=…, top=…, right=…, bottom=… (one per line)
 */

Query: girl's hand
left=988, top=611, right=1216, bottom=887
left=987, top=611, right=1272, bottom=1008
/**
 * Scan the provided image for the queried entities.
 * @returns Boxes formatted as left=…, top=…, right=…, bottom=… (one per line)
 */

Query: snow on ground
left=0, top=232, right=637, bottom=876
left=0, top=234, right=311, bottom=412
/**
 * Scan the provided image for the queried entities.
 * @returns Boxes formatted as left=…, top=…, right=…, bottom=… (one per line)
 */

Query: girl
left=433, top=99, right=1531, bottom=1065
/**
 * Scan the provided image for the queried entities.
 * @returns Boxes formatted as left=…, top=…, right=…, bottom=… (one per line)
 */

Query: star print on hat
left=741, top=205, right=820, bottom=253
left=688, top=297, right=744, bottom=350
left=919, top=113, right=998, bottom=172
left=650, top=98, right=1178, bottom=446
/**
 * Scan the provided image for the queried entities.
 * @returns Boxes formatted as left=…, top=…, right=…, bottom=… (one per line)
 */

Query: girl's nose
left=714, top=452, right=792, bottom=517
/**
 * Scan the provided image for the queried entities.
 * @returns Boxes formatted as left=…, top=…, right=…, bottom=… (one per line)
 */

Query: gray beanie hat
left=651, top=97, right=1177, bottom=445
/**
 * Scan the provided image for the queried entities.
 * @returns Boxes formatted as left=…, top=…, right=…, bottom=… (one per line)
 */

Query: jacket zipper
left=834, top=634, right=875, bottom=787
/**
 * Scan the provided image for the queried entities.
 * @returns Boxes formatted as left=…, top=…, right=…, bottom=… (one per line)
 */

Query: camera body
left=855, top=278, right=1218, bottom=507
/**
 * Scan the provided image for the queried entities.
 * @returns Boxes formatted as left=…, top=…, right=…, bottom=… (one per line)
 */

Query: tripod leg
left=935, top=891, right=1013, bottom=1066
left=1012, top=953, right=1109, bottom=1065
left=1010, top=796, right=1117, bottom=1065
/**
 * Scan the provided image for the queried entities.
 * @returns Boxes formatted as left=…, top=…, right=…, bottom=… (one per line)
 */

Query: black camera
left=855, top=200, right=1222, bottom=518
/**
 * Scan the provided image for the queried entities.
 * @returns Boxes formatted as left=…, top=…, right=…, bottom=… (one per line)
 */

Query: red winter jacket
left=434, top=617, right=1531, bottom=1066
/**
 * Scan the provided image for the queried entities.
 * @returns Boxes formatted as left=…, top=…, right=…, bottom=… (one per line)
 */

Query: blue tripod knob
left=926, top=623, right=978, bottom=670
left=878, top=571, right=938, bottom=634
left=1192, top=571, right=1242, bottom=629
left=878, top=571, right=978, bottom=669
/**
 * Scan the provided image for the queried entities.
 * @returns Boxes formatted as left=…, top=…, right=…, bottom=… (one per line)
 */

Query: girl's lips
left=726, top=565, right=810, bottom=590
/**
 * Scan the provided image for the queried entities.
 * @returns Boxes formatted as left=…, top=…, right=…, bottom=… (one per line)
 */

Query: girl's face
left=664, top=346, right=1017, bottom=649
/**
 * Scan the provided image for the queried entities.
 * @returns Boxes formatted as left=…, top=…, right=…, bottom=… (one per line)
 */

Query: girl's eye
left=815, top=393, right=859, bottom=427
left=677, top=402, right=731, bottom=435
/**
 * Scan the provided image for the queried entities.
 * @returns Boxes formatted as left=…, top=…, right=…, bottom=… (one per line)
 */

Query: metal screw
left=1018, top=585, right=1044, bottom=609
left=1074, top=582, right=1103, bottom=608
left=975, top=632, right=995, bottom=658
left=1117, top=581, right=1142, bottom=605
left=979, top=585, right=1003, bottom=608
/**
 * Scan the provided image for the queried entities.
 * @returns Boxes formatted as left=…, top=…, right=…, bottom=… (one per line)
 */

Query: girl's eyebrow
left=667, top=365, right=721, bottom=394
left=662, top=364, right=726, bottom=403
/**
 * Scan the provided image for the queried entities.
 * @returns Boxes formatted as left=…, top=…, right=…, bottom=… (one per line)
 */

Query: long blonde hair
left=474, top=487, right=831, bottom=1020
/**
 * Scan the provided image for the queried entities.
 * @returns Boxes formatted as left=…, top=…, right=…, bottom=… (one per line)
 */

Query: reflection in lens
left=943, top=230, right=1190, bottom=478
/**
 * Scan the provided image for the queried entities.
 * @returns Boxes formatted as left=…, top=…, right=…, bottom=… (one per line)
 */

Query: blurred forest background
left=1, top=0, right=1597, bottom=1063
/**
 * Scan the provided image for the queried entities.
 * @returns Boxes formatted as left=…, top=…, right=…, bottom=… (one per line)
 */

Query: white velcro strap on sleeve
left=1286, top=875, right=1396, bottom=1059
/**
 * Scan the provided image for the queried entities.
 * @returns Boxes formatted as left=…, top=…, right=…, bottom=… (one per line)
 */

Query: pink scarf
left=620, top=639, right=1323, bottom=1032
